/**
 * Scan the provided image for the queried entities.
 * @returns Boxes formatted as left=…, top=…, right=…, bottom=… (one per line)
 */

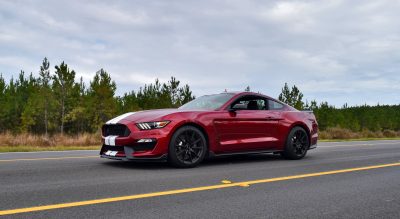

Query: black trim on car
left=102, top=124, right=131, bottom=137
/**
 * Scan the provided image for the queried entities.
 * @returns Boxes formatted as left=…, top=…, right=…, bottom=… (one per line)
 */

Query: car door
left=213, top=95, right=282, bottom=153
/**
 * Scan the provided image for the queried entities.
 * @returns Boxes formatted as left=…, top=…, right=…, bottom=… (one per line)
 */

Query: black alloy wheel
left=168, top=126, right=207, bottom=167
left=281, top=126, right=309, bottom=160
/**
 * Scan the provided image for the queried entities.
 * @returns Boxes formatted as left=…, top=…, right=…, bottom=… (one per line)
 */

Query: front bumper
left=100, top=144, right=168, bottom=161
left=100, top=121, right=173, bottom=160
left=100, top=123, right=173, bottom=160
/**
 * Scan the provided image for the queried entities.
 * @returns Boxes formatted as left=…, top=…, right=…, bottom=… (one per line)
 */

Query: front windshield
left=179, top=93, right=235, bottom=110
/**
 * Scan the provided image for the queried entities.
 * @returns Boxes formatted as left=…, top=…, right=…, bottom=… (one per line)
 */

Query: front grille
left=102, top=124, right=131, bottom=137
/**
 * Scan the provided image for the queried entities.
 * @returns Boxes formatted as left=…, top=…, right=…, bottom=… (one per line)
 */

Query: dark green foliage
left=312, top=102, right=400, bottom=132
left=1, top=60, right=397, bottom=135
left=278, top=83, right=304, bottom=110
left=0, top=58, right=195, bottom=134
left=53, top=62, right=81, bottom=134
left=122, top=77, right=195, bottom=111
left=278, top=83, right=400, bottom=132
left=0, top=74, right=7, bottom=132
left=86, top=69, right=117, bottom=131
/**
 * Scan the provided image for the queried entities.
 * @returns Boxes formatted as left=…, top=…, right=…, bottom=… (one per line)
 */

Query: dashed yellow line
left=0, top=162, right=399, bottom=216
left=319, top=142, right=400, bottom=147
left=0, top=156, right=98, bottom=162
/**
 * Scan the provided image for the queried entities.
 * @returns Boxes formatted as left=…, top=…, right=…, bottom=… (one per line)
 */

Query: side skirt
left=208, top=149, right=282, bottom=158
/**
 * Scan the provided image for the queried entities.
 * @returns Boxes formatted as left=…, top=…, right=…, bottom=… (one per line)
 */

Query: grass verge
left=1, top=128, right=399, bottom=152
left=0, top=146, right=100, bottom=153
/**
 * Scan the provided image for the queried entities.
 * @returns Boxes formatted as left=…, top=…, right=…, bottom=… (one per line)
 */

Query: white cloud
left=0, top=0, right=400, bottom=106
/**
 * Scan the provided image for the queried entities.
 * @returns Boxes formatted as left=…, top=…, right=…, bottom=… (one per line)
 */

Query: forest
left=0, top=58, right=399, bottom=147
left=0, top=58, right=194, bottom=136
left=278, top=83, right=400, bottom=134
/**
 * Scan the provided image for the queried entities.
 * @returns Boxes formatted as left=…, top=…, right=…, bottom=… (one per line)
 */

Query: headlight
left=136, top=121, right=170, bottom=130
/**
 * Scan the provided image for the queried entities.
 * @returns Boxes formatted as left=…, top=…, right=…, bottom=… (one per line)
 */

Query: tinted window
left=231, top=96, right=267, bottom=110
left=268, top=100, right=284, bottom=110
left=179, top=93, right=235, bottom=110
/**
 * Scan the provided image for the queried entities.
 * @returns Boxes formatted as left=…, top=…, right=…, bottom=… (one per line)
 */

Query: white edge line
left=321, top=140, right=400, bottom=144
left=0, top=140, right=398, bottom=154
left=0, top=150, right=99, bottom=155
left=318, top=142, right=399, bottom=148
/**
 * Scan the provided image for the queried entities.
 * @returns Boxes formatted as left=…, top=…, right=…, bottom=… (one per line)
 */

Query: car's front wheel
left=168, top=126, right=207, bottom=168
left=281, top=126, right=310, bottom=160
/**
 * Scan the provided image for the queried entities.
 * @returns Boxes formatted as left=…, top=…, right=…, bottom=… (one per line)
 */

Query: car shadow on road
left=204, top=153, right=283, bottom=166
left=100, top=153, right=287, bottom=170
left=101, top=159, right=171, bottom=170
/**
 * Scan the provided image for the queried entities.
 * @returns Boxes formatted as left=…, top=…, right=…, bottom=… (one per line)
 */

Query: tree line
left=278, top=83, right=400, bottom=132
left=1, top=58, right=398, bottom=136
left=0, top=58, right=194, bottom=135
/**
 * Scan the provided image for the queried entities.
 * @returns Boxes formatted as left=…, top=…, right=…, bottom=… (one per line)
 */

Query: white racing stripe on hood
left=106, top=112, right=136, bottom=124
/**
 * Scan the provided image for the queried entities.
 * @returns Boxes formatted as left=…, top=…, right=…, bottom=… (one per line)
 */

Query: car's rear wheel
left=168, top=126, right=207, bottom=168
left=281, top=126, right=309, bottom=160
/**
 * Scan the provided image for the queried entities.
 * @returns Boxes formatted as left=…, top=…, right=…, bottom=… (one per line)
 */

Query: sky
left=1, top=0, right=400, bottom=107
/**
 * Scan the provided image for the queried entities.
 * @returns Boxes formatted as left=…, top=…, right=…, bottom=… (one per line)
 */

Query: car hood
left=107, top=108, right=206, bottom=124
left=123, top=109, right=179, bottom=122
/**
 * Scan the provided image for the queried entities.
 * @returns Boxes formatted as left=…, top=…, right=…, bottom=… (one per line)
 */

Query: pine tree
left=168, top=77, right=181, bottom=107
left=39, top=57, right=52, bottom=136
left=0, top=74, right=4, bottom=94
left=18, top=72, right=41, bottom=133
left=53, top=62, right=79, bottom=134
left=179, top=84, right=195, bottom=104
left=65, top=77, right=88, bottom=133
left=87, top=69, right=117, bottom=131
left=278, top=83, right=304, bottom=110
left=0, top=74, right=6, bottom=132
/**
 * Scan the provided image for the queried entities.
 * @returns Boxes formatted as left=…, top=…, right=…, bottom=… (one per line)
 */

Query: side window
left=256, top=99, right=267, bottom=110
left=268, top=100, right=284, bottom=110
left=231, top=96, right=267, bottom=110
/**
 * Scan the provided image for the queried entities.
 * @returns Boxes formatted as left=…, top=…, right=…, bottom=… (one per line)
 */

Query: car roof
left=220, top=91, right=274, bottom=99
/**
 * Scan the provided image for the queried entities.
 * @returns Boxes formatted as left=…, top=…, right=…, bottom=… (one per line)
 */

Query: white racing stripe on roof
left=106, top=112, right=136, bottom=124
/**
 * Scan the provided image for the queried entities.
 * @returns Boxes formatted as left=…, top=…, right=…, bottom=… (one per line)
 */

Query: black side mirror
left=228, top=108, right=236, bottom=113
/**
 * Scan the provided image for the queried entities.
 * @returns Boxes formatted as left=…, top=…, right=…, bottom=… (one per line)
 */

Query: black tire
left=168, top=126, right=207, bottom=168
left=281, top=126, right=309, bottom=160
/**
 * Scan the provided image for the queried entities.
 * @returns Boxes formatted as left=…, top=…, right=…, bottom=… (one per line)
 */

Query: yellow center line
left=0, top=162, right=399, bottom=216
left=319, top=142, right=400, bottom=147
left=0, top=156, right=98, bottom=162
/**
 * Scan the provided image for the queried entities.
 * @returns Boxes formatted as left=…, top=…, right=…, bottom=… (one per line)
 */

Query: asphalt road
left=0, top=140, right=399, bottom=218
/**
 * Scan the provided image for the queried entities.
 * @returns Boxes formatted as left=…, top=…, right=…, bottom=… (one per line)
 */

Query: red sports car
left=100, top=92, right=318, bottom=167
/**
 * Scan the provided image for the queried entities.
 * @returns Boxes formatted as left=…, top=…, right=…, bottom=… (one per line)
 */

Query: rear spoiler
left=301, top=110, right=314, bottom=114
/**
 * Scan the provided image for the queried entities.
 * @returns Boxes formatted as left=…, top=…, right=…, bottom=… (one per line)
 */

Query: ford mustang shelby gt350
left=100, top=92, right=318, bottom=167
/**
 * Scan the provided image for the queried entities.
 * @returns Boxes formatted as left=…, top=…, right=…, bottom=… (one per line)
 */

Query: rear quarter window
left=268, top=100, right=284, bottom=110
